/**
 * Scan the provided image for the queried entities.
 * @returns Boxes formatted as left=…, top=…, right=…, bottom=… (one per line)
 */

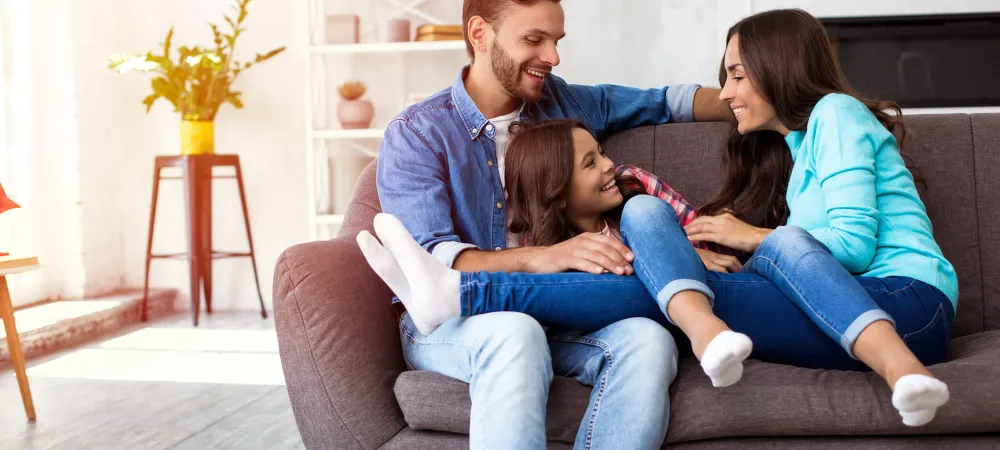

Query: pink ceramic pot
left=337, top=99, right=374, bottom=129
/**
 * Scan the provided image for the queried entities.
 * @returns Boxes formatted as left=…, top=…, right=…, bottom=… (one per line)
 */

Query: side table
left=1, top=255, right=40, bottom=421
left=142, top=155, right=267, bottom=327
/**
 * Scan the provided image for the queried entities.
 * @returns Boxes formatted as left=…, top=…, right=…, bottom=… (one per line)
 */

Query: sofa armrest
left=273, top=235, right=406, bottom=449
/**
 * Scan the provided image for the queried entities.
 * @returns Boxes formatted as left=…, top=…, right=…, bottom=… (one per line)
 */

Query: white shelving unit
left=303, top=0, right=466, bottom=241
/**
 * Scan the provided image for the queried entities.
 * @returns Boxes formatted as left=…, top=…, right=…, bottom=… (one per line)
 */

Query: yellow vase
left=180, top=120, right=215, bottom=155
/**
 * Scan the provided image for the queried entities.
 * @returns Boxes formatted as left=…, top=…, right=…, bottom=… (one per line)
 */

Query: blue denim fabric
left=399, top=312, right=677, bottom=450
left=460, top=196, right=954, bottom=371
left=376, top=66, right=699, bottom=270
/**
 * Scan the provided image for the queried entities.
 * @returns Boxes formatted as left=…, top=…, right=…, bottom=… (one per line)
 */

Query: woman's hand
left=685, top=213, right=772, bottom=253
left=695, top=248, right=743, bottom=273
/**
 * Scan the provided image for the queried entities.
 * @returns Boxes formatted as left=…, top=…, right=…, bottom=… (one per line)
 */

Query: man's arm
left=563, top=79, right=731, bottom=139
left=692, top=87, right=735, bottom=122
left=377, top=119, right=476, bottom=267
left=453, top=247, right=540, bottom=273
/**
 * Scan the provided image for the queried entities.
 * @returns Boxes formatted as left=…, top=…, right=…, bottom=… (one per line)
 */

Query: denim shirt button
left=487, top=160, right=494, bottom=167
left=496, top=202, right=503, bottom=209
left=494, top=247, right=501, bottom=251
left=486, top=124, right=494, bottom=131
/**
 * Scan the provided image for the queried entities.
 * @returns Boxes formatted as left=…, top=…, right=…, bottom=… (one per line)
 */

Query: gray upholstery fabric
left=380, top=429, right=999, bottom=450
left=380, top=428, right=577, bottom=450
left=395, top=331, right=1000, bottom=445
left=601, top=123, right=657, bottom=172
left=667, top=436, right=1000, bottom=449
left=896, top=115, right=983, bottom=336
left=274, top=236, right=406, bottom=449
left=973, top=114, right=1000, bottom=332
left=274, top=113, right=1000, bottom=449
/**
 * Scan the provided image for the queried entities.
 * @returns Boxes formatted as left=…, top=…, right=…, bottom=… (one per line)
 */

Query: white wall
left=53, top=0, right=998, bottom=312
left=60, top=0, right=309, bottom=311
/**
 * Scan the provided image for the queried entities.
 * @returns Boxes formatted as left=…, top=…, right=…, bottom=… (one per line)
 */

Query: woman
left=358, top=9, right=957, bottom=426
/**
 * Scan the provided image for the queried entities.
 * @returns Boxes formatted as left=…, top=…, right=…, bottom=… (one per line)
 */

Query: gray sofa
left=273, top=113, right=1000, bottom=449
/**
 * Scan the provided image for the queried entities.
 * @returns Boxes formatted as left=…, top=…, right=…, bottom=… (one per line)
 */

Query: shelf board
left=314, top=129, right=384, bottom=140
left=311, top=40, right=466, bottom=54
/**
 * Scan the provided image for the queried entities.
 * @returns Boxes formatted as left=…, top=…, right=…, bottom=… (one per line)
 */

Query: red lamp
left=0, top=181, right=19, bottom=257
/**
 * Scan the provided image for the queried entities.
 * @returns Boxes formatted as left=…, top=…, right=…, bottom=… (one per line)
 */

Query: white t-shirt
left=487, top=109, right=521, bottom=247
left=490, top=109, right=520, bottom=190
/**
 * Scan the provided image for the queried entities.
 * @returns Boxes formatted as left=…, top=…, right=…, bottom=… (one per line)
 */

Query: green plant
left=108, top=0, right=286, bottom=121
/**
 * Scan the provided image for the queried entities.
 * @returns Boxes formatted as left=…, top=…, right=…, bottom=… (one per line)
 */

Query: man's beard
left=490, top=40, right=542, bottom=104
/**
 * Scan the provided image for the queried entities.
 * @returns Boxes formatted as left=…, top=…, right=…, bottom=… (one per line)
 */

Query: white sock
left=372, top=213, right=461, bottom=335
left=700, top=331, right=753, bottom=387
left=892, top=374, right=949, bottom=427
left=356, top=230, right=411, bottom=302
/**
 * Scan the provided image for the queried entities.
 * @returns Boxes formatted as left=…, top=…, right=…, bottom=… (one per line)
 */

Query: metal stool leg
left=199, top=163, right=213, bottom=315
left=234, top=162, right=268, bottom=319
left=182, top=157, right=202, bottom=326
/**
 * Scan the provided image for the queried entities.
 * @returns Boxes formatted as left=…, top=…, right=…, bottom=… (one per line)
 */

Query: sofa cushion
left=972, top=113, right=1000, bottom=332
left=394, top=330, right=1000, bottom=445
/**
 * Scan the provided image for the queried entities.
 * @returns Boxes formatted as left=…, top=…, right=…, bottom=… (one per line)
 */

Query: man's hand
left=685, top=213, right=772, bottom=253
left=526, top=233, right=635, bottom=275
left=695, top=248, right=743, bottom=273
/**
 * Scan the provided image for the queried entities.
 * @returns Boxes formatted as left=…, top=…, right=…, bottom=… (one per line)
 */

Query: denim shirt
left=376, top=66, right=699, bottom=268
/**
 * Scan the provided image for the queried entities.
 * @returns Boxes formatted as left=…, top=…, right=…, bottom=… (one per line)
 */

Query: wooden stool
left=1, top=256, right=40, bottom=421
left=142, top=155, right=267, bottom=326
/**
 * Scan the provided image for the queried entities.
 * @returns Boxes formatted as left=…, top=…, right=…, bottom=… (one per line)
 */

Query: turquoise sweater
left=783, top=93, right=958, bottom=308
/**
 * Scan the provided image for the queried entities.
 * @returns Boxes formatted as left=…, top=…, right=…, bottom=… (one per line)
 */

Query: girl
left=357, top=8, right=956, bottom=426
left=502, top=118, right=753, bottom=388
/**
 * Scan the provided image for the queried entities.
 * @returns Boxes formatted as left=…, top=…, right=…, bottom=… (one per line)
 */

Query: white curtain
left=0, top=0, right=85, bottom=307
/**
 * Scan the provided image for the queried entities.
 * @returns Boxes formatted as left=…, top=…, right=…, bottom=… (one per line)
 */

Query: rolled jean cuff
left=459, top=272, right=475, bottom=317
left=656, top=279, right=715, bottom=325
left=842, top=309, right=896, bottom=359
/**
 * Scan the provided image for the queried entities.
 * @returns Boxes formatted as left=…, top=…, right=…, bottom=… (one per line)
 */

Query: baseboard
left=0, top=288, right=179, bottom=368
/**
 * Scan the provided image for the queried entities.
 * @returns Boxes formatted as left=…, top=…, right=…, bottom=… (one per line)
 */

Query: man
left=366, top=1, right=732, bottom=448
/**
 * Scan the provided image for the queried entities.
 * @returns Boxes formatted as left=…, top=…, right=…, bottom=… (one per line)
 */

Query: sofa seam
left=968, top=114, right=987, bottom=333
left=281, top=253, right=368, bottom=450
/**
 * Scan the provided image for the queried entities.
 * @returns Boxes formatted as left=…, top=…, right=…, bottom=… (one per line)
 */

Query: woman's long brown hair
left=699, top=8, right=910, bottom=228
left=504, top=119, right=645, bottom=247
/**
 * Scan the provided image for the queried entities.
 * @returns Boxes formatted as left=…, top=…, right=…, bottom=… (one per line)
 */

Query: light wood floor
left=0, top=312, right=304, bottom=450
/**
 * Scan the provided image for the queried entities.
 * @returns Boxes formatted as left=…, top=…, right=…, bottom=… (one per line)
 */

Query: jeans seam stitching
left=902, top=303, right=945, bottom=342
left=885, top=278, right=918, bottom=296
left=550, top=336, right=613, bottom=450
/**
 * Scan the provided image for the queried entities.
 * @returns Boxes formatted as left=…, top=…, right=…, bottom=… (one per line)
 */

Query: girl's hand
left=695, top=248, right=743, bottom=273
left=685, top=213, right=772, bottom=253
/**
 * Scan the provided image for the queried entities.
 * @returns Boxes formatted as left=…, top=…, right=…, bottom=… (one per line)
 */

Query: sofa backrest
left=346, top=113, right=1000, bottom=338
left=601, top=114, right=1000, bottom=338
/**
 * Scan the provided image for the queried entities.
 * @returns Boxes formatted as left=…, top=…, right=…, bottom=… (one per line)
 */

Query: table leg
left=0, top=276, right=36, bottom=421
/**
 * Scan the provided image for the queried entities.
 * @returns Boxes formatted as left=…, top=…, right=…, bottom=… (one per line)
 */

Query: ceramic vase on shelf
left=180, top=119, right=215, bottom=155
left=337, top=81, right=374, bottom=130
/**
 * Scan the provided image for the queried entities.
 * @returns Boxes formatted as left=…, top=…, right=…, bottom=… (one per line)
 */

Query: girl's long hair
left=504, top=119, right=645, bottom=246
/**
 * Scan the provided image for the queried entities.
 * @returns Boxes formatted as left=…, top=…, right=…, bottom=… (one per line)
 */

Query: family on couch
left=356, top=1, right=959, bottom=449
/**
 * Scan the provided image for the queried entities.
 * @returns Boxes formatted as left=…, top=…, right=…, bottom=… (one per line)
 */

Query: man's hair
left=462, top=0, right=561, bottom=61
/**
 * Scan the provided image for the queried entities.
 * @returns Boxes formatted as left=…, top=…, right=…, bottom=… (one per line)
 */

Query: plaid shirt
left=516, top=165, right=732, bottom=254
left=616, top=164, right=698, bottom=227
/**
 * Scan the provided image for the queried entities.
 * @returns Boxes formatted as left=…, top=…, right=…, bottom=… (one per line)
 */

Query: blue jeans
left=460, top=195, right=955, bottom=371
left=400, top=312, right=677, bottom=450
